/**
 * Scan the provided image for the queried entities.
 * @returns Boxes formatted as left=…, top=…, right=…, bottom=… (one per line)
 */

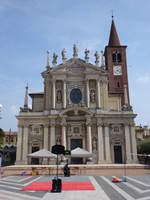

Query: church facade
left=16, top=18, right=137, bottom=165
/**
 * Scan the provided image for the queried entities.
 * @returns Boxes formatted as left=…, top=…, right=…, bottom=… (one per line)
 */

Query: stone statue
left=62, top=48, right=66, bottom=63
left=52, top=53, right=58, bottom=66
left=84, top=48, right=89, bottom=63
left=56, top=90, right=62, bottom=103
left=90, top=89, right=96, bottom=103
left=92, top=137, right=97, bottom=152
left=101, top=50, right=105, bottom=69
left=73, top=44, right=78, bottom=58
left=94, top=51, right=99, bottom=66
left=56, top=137, right=61, bottom=145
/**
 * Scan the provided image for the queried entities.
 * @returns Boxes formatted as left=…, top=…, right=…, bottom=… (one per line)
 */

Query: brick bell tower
left=104, top=16, right=131, bottom=108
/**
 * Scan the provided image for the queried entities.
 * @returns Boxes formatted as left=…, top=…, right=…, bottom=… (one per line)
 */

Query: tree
left=0, top=128, right=5, bottom=148
left=137, top=139, right=150, bottom=155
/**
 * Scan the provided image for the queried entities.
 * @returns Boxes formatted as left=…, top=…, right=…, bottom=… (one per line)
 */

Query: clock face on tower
left=113, top=65, right=122, bottom=76
left=70, top=88, right=82, bottom=104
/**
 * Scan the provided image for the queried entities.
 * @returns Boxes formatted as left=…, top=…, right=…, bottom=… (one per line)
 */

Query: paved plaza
left=0, top=175, right=150, bottom=200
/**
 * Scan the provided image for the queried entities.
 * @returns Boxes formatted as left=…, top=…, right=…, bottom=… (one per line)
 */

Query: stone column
left=52, top=80, right=56, bottom=109
left=104, top=125, right=111, bottom=163
left=124, top=84, right=129, bottom=105
left=125, top=125, right=132, bottom=163
left=22, top=126, right=28, bottom=164
left=50, top=122, right=55, bottom=151
left=97, top=124, right=104, bottom=163
left=45, top=78, right=50, bottom=110
left=86, top=117, right=92, bottom=153
left=86, top=79, right=90, bottom=108
left=131, top=125, right=138, bottom=162
left=61, top=117, right=67, bottom=149
left=103, top=81, right=108, bottom=109
left=44, top=125, right=49, bottom=150
left=16, top=126, right=23, bottom=163
left=63, top=80, right=66, bottom=108
left=62, top=125, right=67, bottom=149
left=97, top=80, right=101, bottom=108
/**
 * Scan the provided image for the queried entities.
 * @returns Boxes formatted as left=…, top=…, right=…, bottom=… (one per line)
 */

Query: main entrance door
left=114, top=145, right=122, bottom=163
left=71, top=139, right=83, bottom=164
left=31, top=146, right=40, bottom=165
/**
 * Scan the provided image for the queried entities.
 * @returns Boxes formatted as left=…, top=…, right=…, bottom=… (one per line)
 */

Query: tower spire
left=24, top=83, right=28, bottom=110
left=108, top=16, right=120, bottom=46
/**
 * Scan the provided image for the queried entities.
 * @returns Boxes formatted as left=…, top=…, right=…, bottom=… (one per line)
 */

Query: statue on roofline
left=52, top=53, right=58, bottom=66
left=73, top=44, right=78, bottom=58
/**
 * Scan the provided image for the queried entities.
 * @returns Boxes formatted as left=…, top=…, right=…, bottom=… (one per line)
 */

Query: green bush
left=137, top=139, right=150, bottom=155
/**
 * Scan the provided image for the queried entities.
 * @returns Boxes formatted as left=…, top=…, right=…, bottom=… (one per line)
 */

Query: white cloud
left=136, top=74, right=150, bottom=83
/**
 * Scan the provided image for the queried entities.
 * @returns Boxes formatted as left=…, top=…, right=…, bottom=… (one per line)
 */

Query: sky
left=0, top=0, right=150, bottom=131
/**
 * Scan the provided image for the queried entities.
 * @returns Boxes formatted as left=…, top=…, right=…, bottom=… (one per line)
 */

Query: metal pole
left=57, top=154, right=58, bottom=180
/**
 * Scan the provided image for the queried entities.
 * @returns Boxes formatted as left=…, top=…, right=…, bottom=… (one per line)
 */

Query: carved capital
left=129, top=122, right=135, bottom=127
left=124, top=121, right=131, bottom=126
left=61, top=117, right=67, bottom=126
left=50, top=119, right=55, bottom=127
left=44, top=124, right=49, bottom=128
left=86, top=116, right=91, bottom=126
left=97, top=118, right=103, bottom=127
left=97, top=122, right=103, bottom=127
left=103, top=123, right=110, bottom=127
left=18, top=125, right=23, bottom=129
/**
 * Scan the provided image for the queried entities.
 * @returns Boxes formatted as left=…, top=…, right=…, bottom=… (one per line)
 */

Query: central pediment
left=51, top=58, right=102, bottom=74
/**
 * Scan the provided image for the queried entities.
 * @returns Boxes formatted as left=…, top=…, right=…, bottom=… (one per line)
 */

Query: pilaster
left=104, top=125, right=111, bottom=163
left=61, top=117, right=67, bottom=149
left=63, top=80, right=67, bottom=108
left=22, top=126, right=29, bottom=164
left=86, top=117, right=92, bottom=153
left=16, top=126, right=23, bottom=163
left=97, top=80, right=101, bottom=108
left=44, top=125, right=49, bottom=150
left=50, top=119, right=56, bottom=151
left=86, top=79, right=90, bottom=108
left=52, top=80, right=56, bottom=109
left=125, top=125, right=132, bottom=163
left=97, top=123, right=104, bottom=163
left=130, top=124, right=138, bottom=163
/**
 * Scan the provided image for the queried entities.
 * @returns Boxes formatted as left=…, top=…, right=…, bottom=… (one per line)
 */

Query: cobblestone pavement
left=0, top=175, right=150, bottom=200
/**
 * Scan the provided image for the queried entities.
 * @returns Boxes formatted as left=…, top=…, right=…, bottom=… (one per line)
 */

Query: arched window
left=117, top=53, right=121, bottom=63
left=112, top=52, right=122, bottom=63
left=112, top=53, right=117, bottom=62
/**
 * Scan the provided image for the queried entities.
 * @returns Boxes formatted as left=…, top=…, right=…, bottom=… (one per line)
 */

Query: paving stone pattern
left=0, top=175, right=150, bottom=200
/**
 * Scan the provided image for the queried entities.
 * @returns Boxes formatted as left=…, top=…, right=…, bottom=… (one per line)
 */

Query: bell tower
left=104, top=16, right=130, bottom=107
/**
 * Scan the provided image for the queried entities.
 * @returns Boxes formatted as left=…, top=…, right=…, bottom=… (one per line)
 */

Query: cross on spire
left=108, top=16, right=120, bottom=46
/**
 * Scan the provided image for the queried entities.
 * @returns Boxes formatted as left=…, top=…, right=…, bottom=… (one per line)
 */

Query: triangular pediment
left=50, top=58, right=101, bottom=73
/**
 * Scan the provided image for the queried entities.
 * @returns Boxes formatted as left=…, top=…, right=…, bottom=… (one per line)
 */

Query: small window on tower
left=117, top=82, right=120, bottom=87
left=112, top=53, right=117, bottom=62
left=117, top=53, right=121, bottom=63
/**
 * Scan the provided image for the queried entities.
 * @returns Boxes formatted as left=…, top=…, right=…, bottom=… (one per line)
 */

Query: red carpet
left=23, top=181, right=95, bottom=191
